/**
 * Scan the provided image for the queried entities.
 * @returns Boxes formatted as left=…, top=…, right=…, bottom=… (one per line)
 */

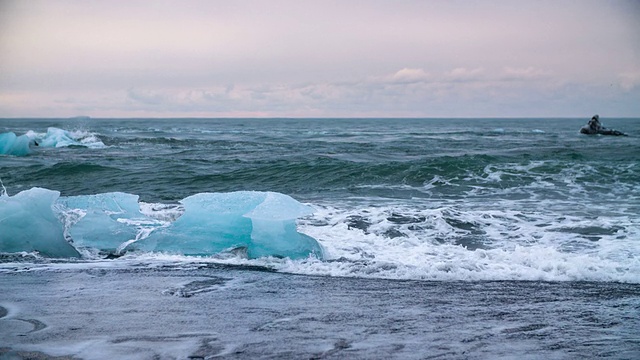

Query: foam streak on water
left=289, top=199, right=640, bottom=282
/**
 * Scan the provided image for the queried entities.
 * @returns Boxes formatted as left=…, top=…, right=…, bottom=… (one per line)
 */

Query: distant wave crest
left=0, top=127, right=105, bottom=156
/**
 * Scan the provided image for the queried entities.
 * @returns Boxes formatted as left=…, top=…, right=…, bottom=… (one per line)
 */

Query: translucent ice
left=1, top=127, right=104, bottom=156
left=137, top=191, right=323, bottom=259
left=244, top=192, right=322, bottom=259
left=0, top=188, right=80, bottom=257
left=36, top=127, right=81, bottom=148
left=58, top=192, right=147, bottom=252
left=0, top=188, right=322, bottom=260
left=0, top=132, right=33, bottom=156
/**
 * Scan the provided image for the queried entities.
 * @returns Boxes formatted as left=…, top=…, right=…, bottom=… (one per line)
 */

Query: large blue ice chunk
left=0, top=132, right=32, bottom=156
left=0, top=188, right=80, bottom=257
left=136, top=191, right=323, bottom=259
left=1, top=127, right=104, bottom=156
left=136, top=192, right=262, bottom=254
left=58, top=192, right=146, bottom=252
left=244, top=192, right=322, bottom=259
left=37, top=127, right=81, bottom=148
left=0, top=188, right=323, bottom=260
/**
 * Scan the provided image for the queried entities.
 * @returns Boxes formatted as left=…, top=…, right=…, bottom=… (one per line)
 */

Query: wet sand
left=1, top=264, right=639, bottom=359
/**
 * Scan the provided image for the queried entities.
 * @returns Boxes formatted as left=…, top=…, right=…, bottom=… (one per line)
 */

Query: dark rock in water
left=387, top=213, right=426, bottom=224
left=599, top=129, right=627, bottom=136
left=445, top=217, right=480, bottom=232
left=346, top=215, right=371, bottom=232
left=580, top=126, right=627, bottom=136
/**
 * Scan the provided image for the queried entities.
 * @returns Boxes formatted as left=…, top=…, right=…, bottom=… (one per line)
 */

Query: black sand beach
left=1, top=264, right=639, bottom=359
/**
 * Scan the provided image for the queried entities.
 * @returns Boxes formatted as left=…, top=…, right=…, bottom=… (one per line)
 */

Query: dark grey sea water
left=1, top=118, right=639, bottom=358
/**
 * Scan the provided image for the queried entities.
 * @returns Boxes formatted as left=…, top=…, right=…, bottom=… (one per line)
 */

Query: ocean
left=1, top=117, right=639, bottom=359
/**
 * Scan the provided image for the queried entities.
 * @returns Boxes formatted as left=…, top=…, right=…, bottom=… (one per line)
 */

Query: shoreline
left=1, top=265, right=639, bottom=359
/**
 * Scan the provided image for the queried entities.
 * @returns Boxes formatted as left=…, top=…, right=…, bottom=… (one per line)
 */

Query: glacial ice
left=0, top=132, right=32, bottom=156
left=0, top=188, right=80, bottom=257
left=244, top=192, right=321, bottom=259
left=57, top=192, right=146, bottom=252
left=137, top=191, right=323, bottom=259
left=36, top=127, right=83, bottom=148
left=0, top=127, right=104, bottom=156
left=0, top=188, right=323, bottom=260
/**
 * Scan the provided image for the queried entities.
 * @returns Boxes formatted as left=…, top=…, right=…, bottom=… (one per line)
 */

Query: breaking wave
left=1, top=187, right=638, bottom=283
left=0, top=127, right=105, bottom=156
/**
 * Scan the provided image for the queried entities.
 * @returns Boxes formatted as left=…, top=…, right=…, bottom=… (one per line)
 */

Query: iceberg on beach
left=0, top=188, right=81, bottom=257
left=243, top=192, right=323, bottom=259
left=137, top=191, right=323, bottom=259
left=58, top=192, right=148, bottom=252
left=0, top=188, right=323, bottom=260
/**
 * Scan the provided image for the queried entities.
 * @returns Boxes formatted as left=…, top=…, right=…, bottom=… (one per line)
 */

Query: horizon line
left=2, top=116, right=639, bottom=120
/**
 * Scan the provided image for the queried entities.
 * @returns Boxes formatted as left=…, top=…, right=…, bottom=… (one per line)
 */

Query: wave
left=0, top=127, right=105, bottom=156
left=0, top=187, right=638, bottom=283
left=292, top=204, right=639, bottom=283
left=31, top=163, right=121, bottom=177
left=184, top=156, right=638, bottom=204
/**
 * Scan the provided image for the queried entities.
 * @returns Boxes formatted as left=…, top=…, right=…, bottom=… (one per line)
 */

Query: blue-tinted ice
left=58, top=192, right=145, bottom=252
left=0, top=188, right=323, bottom=260
left=0, top=127, right=102, bottom=156
left=0, top=188, right=81, bottom=257
left=137, top=192, right=323, bottom=259
left=0, top=132, right=32, bottom=156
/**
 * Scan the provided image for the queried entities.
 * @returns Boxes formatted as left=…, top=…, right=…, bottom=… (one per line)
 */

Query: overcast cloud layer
left=1, top=0, right=639, bottom=117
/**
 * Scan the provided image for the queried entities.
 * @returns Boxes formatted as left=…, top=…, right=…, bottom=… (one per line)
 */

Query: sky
left=0, top=0, right=639, bottom=118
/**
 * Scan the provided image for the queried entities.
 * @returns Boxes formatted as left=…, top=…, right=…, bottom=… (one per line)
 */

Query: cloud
left=389, top=68, right=431, bottom=84
left=501, top=67, right=551, bottom=81
left=444, top=67, right=485, bottom=82
left=1, top=0, right=639, bottom=117
left=126, top=89, right=166, bottom=105
left=618, top=71, right=640, bottom=91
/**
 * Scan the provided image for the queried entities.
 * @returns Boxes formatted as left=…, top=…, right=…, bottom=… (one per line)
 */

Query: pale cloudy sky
left=1, top=0, right=639, bottom=117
